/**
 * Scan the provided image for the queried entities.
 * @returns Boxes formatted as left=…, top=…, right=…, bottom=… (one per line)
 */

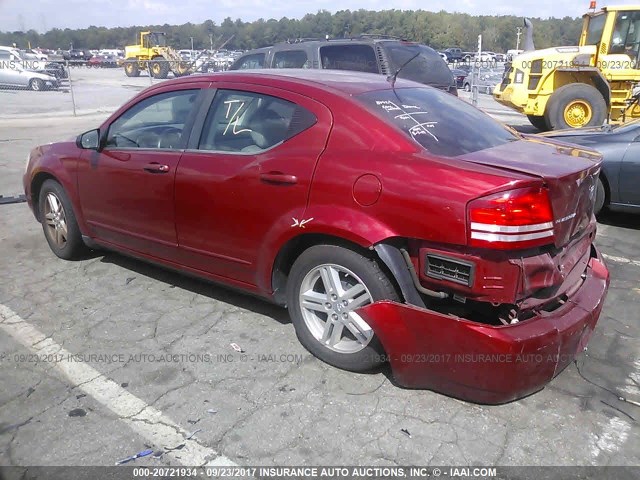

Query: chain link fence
left=1, top=56, right=232, bottom=119
left=447, top=57, right=505, bottom=104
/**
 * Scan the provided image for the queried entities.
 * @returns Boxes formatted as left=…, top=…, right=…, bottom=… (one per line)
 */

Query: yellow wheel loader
left=123, top=32, right=193, bottom=79
left=494, top=4, right=640, bottom=130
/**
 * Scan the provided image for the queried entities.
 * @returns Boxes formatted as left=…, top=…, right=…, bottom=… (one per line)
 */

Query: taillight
left=467, top=186, right=554, bottom=250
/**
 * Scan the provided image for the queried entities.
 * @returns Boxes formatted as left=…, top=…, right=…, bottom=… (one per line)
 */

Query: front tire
left=150, top=59, right=169, bottom=79
left=38, top=180, right=87, bottom=260
left=286, top=245, right=399, bottom=372
left=545, top=83, right=607, bottom=130
left=29, top=78, right=45, bottom=91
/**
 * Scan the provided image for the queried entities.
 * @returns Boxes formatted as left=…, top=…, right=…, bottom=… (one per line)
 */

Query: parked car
left=462, top=69, right=504, bottom=94
left=544, top=120, right=640, bottom=214
left=88, top=54, right=119, bottom=68
left=23, top=69, right=609, bottom=404
left=462, top=51, right=476, bottom=62
left=442, top=47, right=464, bottom=62
left=450, top=68, right=468, bottom=88
left=36, top=62, right=68, bottom=80
left=0, top=47, right=59, bottom=90
left=230, top=37, right=457, bottom=95
left=22, top=48, right=48, bottom=61
left=63, top=49, right=92, bottom=62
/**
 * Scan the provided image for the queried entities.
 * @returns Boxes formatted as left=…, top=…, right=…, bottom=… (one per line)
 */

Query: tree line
left=0, top=9, right=583, bottom=53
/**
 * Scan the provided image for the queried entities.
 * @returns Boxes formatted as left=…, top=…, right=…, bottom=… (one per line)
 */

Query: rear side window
left=273, top=50, right=309, bottom=68
left=198, top=89, right=317, bottom=153
left=319, top=45, right=379, bottom=73
left=383, top=43, right=454, bottom=88
left=356, top=87, right=518, bottom=157
left=232, top=53, right=265, bottom=70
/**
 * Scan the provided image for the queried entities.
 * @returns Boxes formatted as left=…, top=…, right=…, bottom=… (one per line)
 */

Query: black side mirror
left=77, top=129, right=100, bottom=150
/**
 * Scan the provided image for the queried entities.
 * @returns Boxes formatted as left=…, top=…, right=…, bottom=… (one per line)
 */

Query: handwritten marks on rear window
left=375, top=100, right=438, bottom=142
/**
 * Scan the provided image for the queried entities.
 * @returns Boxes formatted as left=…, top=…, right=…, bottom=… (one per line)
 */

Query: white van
left=506, top=49, right=524, bottom=61
left=100, top=49, right=124, bottom=57
left=0, top=46, right=58, bottom=90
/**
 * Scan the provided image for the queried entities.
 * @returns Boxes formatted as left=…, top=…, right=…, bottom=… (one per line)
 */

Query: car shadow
left=98, top=251, right=292, bottom=325
left=597, top=210, right=640, bottom=230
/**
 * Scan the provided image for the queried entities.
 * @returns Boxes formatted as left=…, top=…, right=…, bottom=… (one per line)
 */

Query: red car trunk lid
left=459, top=136, right=602, bottom=248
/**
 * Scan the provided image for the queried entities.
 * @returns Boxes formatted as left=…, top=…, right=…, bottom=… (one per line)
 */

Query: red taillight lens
left=467, top=186, right=554, bottom=250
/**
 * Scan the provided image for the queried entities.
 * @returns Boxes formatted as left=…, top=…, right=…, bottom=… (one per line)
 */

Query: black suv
left=229, top=36, right=457, bottom=94
left=63, top=49, right=92, bottom=62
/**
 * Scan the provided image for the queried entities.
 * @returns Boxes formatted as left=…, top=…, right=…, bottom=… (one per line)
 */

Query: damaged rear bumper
left=358, top=247, right=610, bottom=404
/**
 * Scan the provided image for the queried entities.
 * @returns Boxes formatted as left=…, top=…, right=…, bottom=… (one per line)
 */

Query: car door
left=618, top=135, right=640, bottom=206
left=77, top=86, right=203, bottom=259
left=174, top=84, right=332, bottom=285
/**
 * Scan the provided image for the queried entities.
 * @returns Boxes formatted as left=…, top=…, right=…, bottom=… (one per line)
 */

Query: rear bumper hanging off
left=357, top=246, right=610, bottom=404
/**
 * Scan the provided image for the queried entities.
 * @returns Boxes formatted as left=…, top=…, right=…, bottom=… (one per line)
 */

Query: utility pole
left=516, top=27, right=522, bottom=51
left=190, top=36, right=194, bottom=59
left=472, top=34, right=482, bottom=107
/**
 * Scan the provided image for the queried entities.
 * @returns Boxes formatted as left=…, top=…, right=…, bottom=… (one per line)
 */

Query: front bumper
left=357, top=246, right=609, bottom=404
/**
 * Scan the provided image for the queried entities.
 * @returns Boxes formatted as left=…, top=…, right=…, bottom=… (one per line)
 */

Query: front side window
left=356, top=87, right=518, bottom=157
left=231, top=53, right=265, bottom=70
left=585, top=13, right=607, bottom=46
left=198, top=89, right=316, bottom=153
left=273, top=50, right=309, bottom=68
left=319, top=45, right=379, bottom=73
left=106, top=89, right=198, bottom=149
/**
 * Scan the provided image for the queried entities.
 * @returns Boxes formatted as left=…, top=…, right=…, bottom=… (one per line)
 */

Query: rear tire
left=527, top=115, right=550, bottom=132
left=173, top=62, right=191, bottom=77
left=545, top=83, right=607, bottom=130
left=124, top=60, right=140, bottom=77
left=463, top=82, right=471, bottom=92
left=286, top=245, right=399, bottom=372
left=38, top=180, right=87, bottom=260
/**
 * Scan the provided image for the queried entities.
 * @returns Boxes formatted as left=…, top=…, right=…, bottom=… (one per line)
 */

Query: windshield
left=356, top=87, right=518, bottom=157
left=148, top=33, right=167, bottom=47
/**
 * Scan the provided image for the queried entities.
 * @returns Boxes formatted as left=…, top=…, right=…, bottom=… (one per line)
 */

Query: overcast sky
left=2, top=0, right=640, bottom=32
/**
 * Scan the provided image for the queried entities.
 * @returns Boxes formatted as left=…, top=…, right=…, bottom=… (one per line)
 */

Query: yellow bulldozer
left=494, top=3, right=640, bottom=130
left=123, top=31, right=193, bottom=78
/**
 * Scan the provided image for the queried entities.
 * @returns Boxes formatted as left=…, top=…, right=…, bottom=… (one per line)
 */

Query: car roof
left=169, top=69, right=421, bottom=96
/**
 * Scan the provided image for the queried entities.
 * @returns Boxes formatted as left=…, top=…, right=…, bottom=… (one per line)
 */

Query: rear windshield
left=356, top=87, right=518, bottom=157
left=383, top=42, right=454, bottom=88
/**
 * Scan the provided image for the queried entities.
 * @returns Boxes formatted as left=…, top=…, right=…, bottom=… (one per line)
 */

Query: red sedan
left=23, top=70, right=609, bottom=403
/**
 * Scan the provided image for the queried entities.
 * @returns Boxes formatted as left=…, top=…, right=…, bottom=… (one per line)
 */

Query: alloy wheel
left=43, top=192, right=68, bottom=248
left=298, top=264, right=375, bottom=354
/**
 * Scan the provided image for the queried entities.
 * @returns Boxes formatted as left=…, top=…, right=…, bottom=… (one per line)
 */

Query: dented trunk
left=459, top=136, right=602, bottom=248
